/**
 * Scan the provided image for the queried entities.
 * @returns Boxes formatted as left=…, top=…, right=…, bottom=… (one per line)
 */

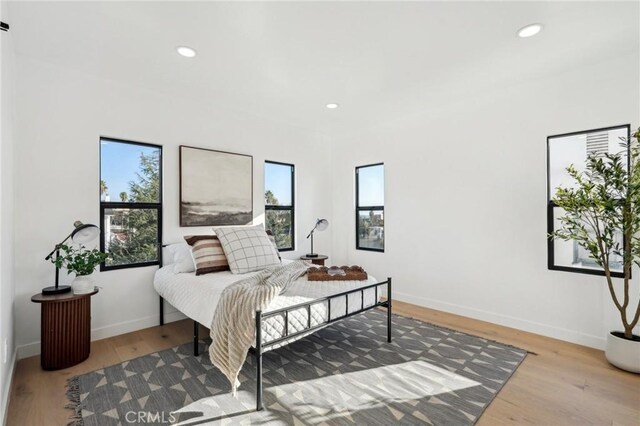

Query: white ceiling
left=7, top=1, right=640, bottom=135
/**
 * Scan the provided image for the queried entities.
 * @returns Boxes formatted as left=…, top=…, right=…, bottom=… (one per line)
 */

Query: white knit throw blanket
left=208, top=261, right=309, bottom=395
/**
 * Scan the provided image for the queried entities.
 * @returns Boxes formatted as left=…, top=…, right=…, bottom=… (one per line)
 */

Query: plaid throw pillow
left=184, top=235, right=230, bottom=275
left=212, top=225, right=281, bottom=274
left=266, top=230, right=281, bottom=260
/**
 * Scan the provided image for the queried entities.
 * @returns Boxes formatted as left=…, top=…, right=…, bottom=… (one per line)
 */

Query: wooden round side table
left=31, top=288, right=98, bottom=370
left=300, top=254, right=328, bottom=266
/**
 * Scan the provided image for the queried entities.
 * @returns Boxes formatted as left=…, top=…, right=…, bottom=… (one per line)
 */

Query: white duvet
left=154, top=261, right=382, bottom=350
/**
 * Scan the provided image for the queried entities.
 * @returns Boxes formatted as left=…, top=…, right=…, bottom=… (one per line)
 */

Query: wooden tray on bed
left=307, top=266, right=368, bottom=281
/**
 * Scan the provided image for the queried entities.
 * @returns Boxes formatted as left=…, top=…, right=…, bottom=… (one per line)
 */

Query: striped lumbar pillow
left=184, top=235, right=230, bottom=275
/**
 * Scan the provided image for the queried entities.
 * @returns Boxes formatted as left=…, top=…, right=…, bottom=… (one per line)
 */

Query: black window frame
left=356, top=163, right=385, bottom=252
left=546, top=124, right=630, bottom=278
left=264, top=160, right=295, bottom=252
left=99, top=137, right=163, bottom=271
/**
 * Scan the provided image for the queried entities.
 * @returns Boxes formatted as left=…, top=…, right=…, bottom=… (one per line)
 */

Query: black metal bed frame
left=158, top=277, right=392, bottom=411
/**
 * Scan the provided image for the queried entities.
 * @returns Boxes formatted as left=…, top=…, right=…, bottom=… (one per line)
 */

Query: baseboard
left=16, top=309, right=186, bottom=360
left=2, top=348, right=17, bottom=425
left=90, top=309, right=187, bottom=341
left=393, top=290, right=606, bottom=350
left=14, top=290, right=606, bottom=359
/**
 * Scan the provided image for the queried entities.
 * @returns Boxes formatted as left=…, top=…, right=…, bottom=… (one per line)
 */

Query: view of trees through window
left=100, top=138, right=162, bottom=269
left=265, top=161, right=294, bottom=251
left=546, top=125, right=628, bottom=275
left=356, top=163, right=384, bottom=251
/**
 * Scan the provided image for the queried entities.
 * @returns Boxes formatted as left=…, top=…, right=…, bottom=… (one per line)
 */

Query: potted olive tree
left=50, top=244, right=108, bottom=294
left=551, top=127, right=639, bottom=373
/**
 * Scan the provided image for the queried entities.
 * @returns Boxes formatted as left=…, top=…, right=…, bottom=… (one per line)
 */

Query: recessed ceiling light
left=326, top=103, right=339, bottom=109
left=517, top=24, right=543, bottom=38
left=176, top=46, right=197, bottom=58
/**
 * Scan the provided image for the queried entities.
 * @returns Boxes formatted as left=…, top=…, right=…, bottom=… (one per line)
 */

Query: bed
left=155, top=252, right=392, bottom=411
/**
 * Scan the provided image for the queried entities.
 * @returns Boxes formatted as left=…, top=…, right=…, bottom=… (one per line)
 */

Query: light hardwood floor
left=5, top=301, right=640, bottom=425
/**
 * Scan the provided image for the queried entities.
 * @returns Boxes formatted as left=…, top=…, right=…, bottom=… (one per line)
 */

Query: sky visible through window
left=265, top=162, right=292, bottom=206
left=101, top=140, right=158, bottom=201
left=358, top=164, right=384, bottom=206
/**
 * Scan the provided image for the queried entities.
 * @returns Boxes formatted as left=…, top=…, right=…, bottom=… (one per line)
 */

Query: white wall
left=13, top=57, right=334, bottom=358
left=0, top=0, right=16, bottom=419
left=331, top=53, right=640, bottom=350
left=8, top=27, right=638, bottom=363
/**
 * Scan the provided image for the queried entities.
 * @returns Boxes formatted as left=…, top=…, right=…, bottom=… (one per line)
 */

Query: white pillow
left=167, top=243, right=196, bottom=273
left=162, top=246, right=175, bottom=266
left=212, top=225, right=281, bottom=274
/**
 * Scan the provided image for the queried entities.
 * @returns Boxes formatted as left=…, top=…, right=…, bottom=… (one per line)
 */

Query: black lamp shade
left=315, top=219, right=329, bottom=232
left=71, top=221, right=100, bottom=244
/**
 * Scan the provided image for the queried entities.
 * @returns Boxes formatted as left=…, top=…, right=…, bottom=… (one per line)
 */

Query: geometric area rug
left=66, top=310, right=526, bottom=425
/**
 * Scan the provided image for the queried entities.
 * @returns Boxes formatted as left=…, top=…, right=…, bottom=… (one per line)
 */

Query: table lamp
left=306, top=218, right=329, bottom=258
left=43, top=221, right=101, bottom=295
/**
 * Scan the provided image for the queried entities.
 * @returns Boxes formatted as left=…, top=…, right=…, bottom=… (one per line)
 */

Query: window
left=547, top=125, right=629, bottom=277
left=100, top=137, right=162, bottom=270
left=356, top=163, right=384, bottom=252
left=265, top=161, right=295, bottom=251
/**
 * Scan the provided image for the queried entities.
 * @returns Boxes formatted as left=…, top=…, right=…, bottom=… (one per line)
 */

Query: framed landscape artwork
left=180, top=146, right=253, bottom=227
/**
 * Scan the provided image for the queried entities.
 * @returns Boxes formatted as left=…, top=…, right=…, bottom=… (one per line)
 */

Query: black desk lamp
left=306, top=218, right=329, bottom=258
left=43, top=221, right=100, bottom=295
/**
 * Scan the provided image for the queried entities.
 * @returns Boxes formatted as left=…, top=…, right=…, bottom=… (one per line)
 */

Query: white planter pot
left=71, top=274, right=95, bottom=295
left=605, top=331, right=640, bottom=373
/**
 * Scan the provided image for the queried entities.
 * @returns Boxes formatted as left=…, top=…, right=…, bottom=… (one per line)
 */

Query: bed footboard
left=253, top=277, right=392, bottom=411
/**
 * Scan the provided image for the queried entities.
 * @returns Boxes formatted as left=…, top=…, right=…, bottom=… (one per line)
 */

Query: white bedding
left=154, top=261, right=382, bottom=350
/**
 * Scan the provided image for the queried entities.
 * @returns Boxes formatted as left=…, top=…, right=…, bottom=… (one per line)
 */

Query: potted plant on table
left=50, top=244, right=108, bottom=294
left=551, top=127, right=640, bottom=373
